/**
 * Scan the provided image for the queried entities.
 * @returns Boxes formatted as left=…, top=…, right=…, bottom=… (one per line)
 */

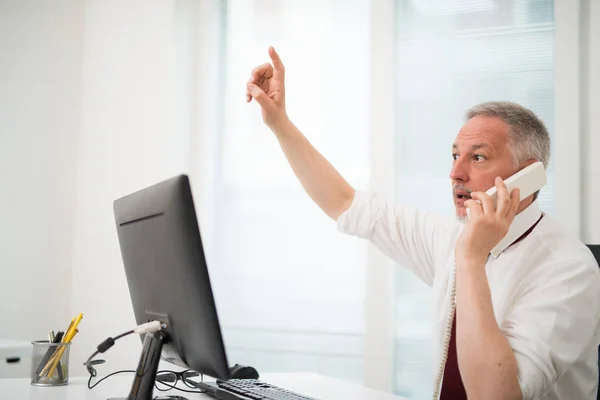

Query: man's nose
left=450, top=157, right=469, bottom=182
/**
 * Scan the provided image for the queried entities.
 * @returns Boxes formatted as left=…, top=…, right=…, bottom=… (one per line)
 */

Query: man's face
left=450, top=115, right=521, bottom=220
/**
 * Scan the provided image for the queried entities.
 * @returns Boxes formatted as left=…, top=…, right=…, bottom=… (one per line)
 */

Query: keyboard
left=215, top=379, right=319, bottom=400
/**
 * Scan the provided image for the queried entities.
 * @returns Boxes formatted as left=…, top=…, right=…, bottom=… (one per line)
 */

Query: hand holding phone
left=486, top=161, right=547, bottom=207
left=466, top=161, right=547, bottom=218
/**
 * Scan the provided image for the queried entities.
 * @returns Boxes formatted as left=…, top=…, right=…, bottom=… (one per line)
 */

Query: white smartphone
left=466, top=161, right=547, bottom=217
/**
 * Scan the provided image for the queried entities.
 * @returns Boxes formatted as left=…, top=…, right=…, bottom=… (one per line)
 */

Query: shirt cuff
left=508, top=335, right=551, bottom=399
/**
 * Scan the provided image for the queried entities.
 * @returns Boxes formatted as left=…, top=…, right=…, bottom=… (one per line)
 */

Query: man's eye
left=452, top=154, right=458, bottom=160
left=474, top=155, right=486, bottom=162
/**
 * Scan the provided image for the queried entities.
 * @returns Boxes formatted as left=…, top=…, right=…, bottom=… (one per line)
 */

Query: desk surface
left=0, top=372, right=409, bottom=400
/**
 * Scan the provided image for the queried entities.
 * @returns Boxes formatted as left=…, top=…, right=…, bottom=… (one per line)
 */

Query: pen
left=51, top=330, right=60, bottom=378
left=64, top=318, right=75, bottom=339
left=54, top=330, right=63, bottom=381
left=45, top=314, right=83, bottom=379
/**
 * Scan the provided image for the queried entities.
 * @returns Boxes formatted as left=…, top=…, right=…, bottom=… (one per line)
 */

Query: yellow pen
left=68, top=314, right=83, bottom=340
left=63, top=314, right=82, bottom=343
left=41, top=315, right=77, bottom=376
left=46, top=314, right=83, bottom=379
left=63, top=318, right=75, bottom=341
left=46, top=330, right=79, bottom=379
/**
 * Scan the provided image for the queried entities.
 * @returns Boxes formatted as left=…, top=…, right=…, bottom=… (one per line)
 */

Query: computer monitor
left=113, top=174, right=230, bottom=398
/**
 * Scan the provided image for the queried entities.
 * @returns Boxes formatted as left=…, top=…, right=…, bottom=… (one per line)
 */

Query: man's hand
left=244, top=47, right=355, bottom=220
left=246, top=46, right=289, bottom=134
left=454, top=177, right=523, bottom=400
left=455, top=177, right=520, bottom=265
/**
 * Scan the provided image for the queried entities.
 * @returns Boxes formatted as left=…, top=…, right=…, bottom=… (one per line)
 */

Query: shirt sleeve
left=336, top=190, right=459, bottom=287
left=501, top=256, right=600, bottom=399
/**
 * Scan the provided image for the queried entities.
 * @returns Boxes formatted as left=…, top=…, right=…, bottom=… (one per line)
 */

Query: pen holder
left=30, top=340, right=71, bottom=386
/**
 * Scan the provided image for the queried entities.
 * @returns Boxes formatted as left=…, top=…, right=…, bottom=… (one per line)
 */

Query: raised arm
left=246, top=46, right=355, bottom=220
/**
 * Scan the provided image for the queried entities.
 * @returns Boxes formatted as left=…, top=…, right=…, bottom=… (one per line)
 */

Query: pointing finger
left=269, top=46, right=285, bottom=79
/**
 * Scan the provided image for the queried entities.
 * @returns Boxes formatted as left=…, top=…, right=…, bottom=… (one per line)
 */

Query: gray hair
left=465, top=101, right=550, bottom=169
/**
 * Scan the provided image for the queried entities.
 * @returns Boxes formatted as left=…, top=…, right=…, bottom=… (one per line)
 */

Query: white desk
left=0, top=372, right=409, bottom=400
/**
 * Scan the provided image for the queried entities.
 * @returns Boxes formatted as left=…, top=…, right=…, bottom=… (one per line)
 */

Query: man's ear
left=520, top=159, right=537, bottom=169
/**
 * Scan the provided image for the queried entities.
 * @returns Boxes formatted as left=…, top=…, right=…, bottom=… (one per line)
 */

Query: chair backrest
left=586, top=245, right=600, bottom=400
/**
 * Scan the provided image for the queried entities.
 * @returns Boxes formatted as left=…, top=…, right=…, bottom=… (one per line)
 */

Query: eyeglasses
left=155, top=369, right=200, bottom=392
left=85, top=357, right=206, bottom=395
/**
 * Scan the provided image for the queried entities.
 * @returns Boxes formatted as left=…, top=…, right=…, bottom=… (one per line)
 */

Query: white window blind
left=392, top=0, right=555, bottom=398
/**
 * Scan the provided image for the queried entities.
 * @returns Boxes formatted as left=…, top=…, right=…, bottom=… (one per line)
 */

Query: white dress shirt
left=337, top=190, right=600, bottom=399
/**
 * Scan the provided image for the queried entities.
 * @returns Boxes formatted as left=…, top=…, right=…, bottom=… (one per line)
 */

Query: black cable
left=83, top=351, right=101, bottom=370
left=83, top=329, right=136, bottom=374
left=113, top=330, right=134, bottom=341
left=83, top=323, right=204, bottom=395
left=87, top=369, right=136, bottom=389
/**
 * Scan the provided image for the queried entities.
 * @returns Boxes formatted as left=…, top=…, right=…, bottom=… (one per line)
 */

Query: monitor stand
left=107, top=330, right=187, bottom=400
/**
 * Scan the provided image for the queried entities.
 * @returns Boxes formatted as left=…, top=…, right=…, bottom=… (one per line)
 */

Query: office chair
left=586, top=244, right=600, bottom=400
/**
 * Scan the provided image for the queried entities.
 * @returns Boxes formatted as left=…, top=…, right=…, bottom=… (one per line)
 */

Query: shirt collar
left=490, top=199, right=542, bottom=259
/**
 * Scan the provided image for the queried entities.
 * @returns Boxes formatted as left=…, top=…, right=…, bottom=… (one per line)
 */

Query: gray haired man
left=246, top=47, right=600, bottom=400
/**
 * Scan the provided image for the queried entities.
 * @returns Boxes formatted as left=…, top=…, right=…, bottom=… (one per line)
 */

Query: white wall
left=68, top=0, right=200, bottom=374
left=0, top=0, right=83, bottom=341
left=0, top=0, right=222, bottom=378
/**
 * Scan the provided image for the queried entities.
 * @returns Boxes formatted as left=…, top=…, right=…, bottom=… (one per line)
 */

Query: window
left=205, top=0, right=371, bottom=383
left=393, top=0, right=555, bottom=397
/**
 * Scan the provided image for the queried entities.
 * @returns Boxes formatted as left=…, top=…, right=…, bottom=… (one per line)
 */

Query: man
left=246, top=47, right=600, bottom=399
